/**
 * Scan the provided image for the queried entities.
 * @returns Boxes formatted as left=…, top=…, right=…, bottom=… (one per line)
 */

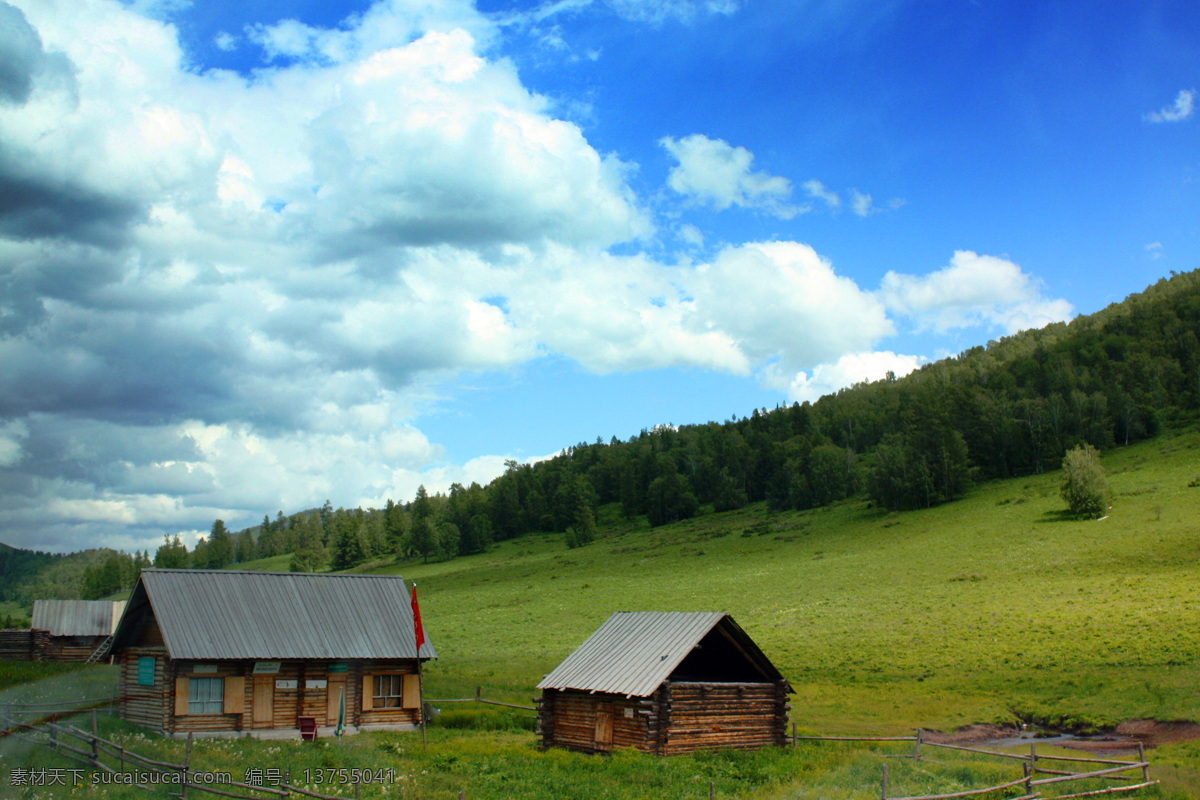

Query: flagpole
left=412, top=580, right=427, bottom=751
left=418, top=652, right=427, bottom=751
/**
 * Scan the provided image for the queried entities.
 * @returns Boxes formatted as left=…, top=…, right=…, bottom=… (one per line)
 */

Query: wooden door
left=252, top=676, right=274, bottom=725
left=326, top=677, right=347, bottom=726
left=594, top=701, right=614, bottom=751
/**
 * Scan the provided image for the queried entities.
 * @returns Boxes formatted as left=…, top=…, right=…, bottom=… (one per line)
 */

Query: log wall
left=0, top=629, right=34, bottom=660
left=116, top=646, right=171, bottom=733
left=39, top=634, right=108, bottom=662
left=659, top=681, right=790, bottom=755
left=537, top=690, right=648, bottom=754
left=539, top=680, right=790, bottom=756
left=111, top=651, right=422, bottom=736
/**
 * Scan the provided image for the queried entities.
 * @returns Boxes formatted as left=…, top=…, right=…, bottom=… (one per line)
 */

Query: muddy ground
left=922, top=720, right=1200, bottom=752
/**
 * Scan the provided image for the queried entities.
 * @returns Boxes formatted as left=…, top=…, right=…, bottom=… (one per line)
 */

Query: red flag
left=411, top=582, right=426, bottom=654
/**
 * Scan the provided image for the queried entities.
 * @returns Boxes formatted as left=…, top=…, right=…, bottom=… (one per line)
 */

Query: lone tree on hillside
left=1060, top=444, right=1111, bottom=517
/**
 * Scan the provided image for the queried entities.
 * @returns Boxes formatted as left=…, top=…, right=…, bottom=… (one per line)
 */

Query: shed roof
left=110, top=569, right=436, bottom=661
left=536, top=611, right=786, bottom=698
left=31, top=600, right=126, bottom=636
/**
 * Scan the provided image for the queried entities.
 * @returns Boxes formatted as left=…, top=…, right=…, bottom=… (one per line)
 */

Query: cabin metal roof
left=31, top=600, right=126, bottom=636
left=536, top=611, right=784, bottom=698
left=111, top=569, right=436, bottom=661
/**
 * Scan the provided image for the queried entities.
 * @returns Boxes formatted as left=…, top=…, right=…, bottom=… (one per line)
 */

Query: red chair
left=298, top=716, right=318, bottom=741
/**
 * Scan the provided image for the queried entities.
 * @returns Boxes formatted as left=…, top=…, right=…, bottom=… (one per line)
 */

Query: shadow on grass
left=1038, top=509, right=1091, bottom=523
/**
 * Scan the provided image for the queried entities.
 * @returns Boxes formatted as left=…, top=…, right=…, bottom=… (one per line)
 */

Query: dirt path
left=922, top=719, right=1200, bottom=752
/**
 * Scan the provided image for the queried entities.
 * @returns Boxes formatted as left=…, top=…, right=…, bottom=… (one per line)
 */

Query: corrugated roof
left=31, top=600, right=126, bottom=636
left=113, top=570, right=436, bottom=661
left=537, top=611, right=782, bottom=698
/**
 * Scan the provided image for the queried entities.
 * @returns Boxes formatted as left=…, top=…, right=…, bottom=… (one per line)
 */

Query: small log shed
left=31, top=599, right=126, bottom=661
left=536, top=611, right=791, bottom=755
left=105, top=569, right=436, bottom=739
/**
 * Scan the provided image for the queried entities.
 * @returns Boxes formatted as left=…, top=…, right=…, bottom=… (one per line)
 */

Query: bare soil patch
left=921, top=720, right=1200, bottom=752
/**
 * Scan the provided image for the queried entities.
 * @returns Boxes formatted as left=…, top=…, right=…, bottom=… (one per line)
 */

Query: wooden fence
left=793, top=727, right=1158, bottom=800
left=426, top=686, right=537, bottom=711
left=1, top=705, right=366, bottom=800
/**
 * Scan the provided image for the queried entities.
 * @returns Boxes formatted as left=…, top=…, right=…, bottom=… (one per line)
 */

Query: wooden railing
left=792, top=726, right=1158, bottom=800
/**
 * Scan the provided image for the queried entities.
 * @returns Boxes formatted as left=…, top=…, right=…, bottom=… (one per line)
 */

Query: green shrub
left=1060, top=444, right=1112, bottom=517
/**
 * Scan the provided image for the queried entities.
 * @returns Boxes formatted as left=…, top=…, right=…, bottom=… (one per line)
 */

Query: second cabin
left=536, top=611, right=791, bottom=755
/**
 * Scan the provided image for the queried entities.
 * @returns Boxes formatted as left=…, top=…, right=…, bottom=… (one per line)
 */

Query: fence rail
left=1, top=708, right=357, bottom=800
left=795, top=728, right=1158, bottom=800
left=426, top=686, right=536, bottom=711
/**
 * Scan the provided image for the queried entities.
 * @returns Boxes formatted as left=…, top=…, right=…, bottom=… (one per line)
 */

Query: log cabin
left=105, top=569, right=435, bottom=739
left=31, top=599, right=126, bottom=661
left=536, top=611, right=791, bottom=755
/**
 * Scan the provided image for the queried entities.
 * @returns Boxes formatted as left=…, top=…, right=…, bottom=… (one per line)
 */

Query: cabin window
left=372, top=675, right=403, bottom=708
left=137, top=657, right=156, bottom=686
left=189, top=677, right=225, bottom=714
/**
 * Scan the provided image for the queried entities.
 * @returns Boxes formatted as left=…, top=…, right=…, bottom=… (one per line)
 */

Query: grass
left=4, top=428, right=1200, bottom=798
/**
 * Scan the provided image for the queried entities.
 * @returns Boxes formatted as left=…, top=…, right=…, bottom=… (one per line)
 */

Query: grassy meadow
left=4, top=428, right=1200, bottom=798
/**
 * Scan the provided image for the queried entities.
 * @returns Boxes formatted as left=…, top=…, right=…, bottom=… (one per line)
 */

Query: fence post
left=792, top=722, right=796, bottom=747
left=1023, top=761, right=1031, bottom=794
left=881, top=763, right=888, bottom=800
left=459, top=791, right=465, bottom=800
left=49, top=715, right=57, bottom=750
left=1029, top=742, right=1036, bottom=777
left=91, top=709, right=99, bottom=760
left=710, top=779, right=715, bottom=799
left=476, top=686, right=482, bottom=702
left=913, top=729, right=921, bottom=761
left=1139, top=742, right=1149, bottom=782
left=181, top=731, right=192, bottom=800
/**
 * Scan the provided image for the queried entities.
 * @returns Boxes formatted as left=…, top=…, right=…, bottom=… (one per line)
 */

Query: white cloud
left=768, top=350, right=924, bottom=403
left=851, top=189, right=874, bottom=216
left=1145, top=242, right=1163, bottom=259
left=213, top=31, right=237, bottom=52
left=661, top=134, right=798, bottom=217
left=803, top=179, right=840, bottom=209
left=1144, top=89, right=1196, bottom=123
left=879, top=250, right=1074, bottom=334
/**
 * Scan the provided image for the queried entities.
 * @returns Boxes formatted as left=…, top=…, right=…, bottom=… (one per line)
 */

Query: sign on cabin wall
left=275, top=679, right=298, bottom=690
left=193, top=664, right=217, bottom=674
left=306, top=679, right=327, bottom=689
left=253, top=661, right=281, bottom=674
left=137, top=657, right=156, bottom=686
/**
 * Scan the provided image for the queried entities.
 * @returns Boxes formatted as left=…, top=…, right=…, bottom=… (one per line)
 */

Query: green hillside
left=372, top=425, right=1200, bottom=792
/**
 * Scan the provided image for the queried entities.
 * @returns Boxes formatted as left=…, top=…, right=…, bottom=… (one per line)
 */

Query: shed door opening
left=594, top=701, right=614, bottom=751
left=252, top=676, right=274, bottom=724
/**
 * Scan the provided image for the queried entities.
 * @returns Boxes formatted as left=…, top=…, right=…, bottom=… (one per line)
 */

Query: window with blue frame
left=188, top=677, right=224, bottom=714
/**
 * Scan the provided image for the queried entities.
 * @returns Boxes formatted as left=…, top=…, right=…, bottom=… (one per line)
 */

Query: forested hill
left=475, top=268, right=1200, bottom=532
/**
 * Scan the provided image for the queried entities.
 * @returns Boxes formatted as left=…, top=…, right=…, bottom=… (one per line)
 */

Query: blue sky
left=0, top=0, right=1196, bottom=553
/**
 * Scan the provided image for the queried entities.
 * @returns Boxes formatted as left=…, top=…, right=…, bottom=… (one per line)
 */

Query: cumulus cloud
left=661, top=134, right=799, bottom=217
left=0, top=0, right=1068, bottom=555
left=879, top=251, right=1074, bottom=334
left=766, top=350, right=925, bottom=403
left=1144, top=89, right=1196, bottom=123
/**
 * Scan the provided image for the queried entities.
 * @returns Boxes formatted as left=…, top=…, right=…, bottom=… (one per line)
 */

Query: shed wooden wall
left=658, top=681, right=789, bottom=755
left=0, top=629, right=35, bottom=660
left=538, top=680, right=789, bottom=756
left=39, top=634, right=109, bottom=662
left=537, top=690, right=649, bottom=754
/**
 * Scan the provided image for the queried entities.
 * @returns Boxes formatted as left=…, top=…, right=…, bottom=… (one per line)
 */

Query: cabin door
left=326, top=677, right=347, bottom=726
left=594, top=701, right=614, bottom=752
left=252, top=676, right=274, bottom=725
